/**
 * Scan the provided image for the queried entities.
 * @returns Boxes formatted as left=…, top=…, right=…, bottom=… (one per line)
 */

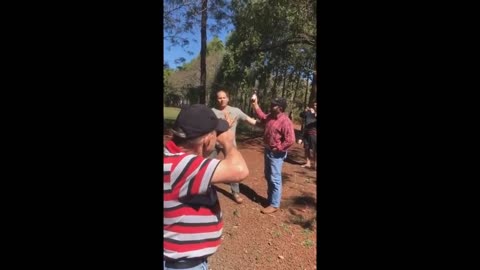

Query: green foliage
left=207, top=36, right=225, bottom=54
left=164, top=0, right=233, bottom=104
left=164, top=0, right=317, bottom=110
left=302, top=239, right=314, bottom=248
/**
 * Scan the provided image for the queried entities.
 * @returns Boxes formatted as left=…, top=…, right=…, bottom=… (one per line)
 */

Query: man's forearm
left=254, top=104, right=267, bottom=120
left=245, top=116, right=257, bottom=126
left=223, top=143, right=247, bottom=169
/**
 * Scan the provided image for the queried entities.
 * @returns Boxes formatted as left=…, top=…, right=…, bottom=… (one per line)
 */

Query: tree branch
left=246, top=35, right=315, bottom=53
left=164, top=0, right=198, bottom=16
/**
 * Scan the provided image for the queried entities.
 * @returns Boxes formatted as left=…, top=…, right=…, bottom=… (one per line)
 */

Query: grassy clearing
left=164, top=107, right=181, bottom=120
left=302, top=239, right=314, bottom=247
left=164, top=107, right=181, bottom=130
left=280, top=223, right=291, bottom=233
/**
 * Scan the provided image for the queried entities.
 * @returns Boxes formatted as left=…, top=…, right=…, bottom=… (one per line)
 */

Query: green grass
left=272, top=230, right=281, bottom=238
left=303, top=228, right=313, bottom=235
left=164, top=107, right=181, bottom=120
left=302, top=239, right=314, bottom=247
left=280, top=223, right=291, bottom=233
left=164, top=107, right=181, bottom=130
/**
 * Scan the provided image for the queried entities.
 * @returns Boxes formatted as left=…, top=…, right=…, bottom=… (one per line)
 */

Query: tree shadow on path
left=283, top=192, right=317, bottom=230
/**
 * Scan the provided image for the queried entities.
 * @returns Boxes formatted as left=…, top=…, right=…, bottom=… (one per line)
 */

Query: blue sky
left=164, top=21, right=234, bottom=69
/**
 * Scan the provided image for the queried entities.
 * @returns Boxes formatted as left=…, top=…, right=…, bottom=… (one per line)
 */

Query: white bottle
left=251, top=79, right=259, bottom=102
left=251, top=90, right=257, bottom=102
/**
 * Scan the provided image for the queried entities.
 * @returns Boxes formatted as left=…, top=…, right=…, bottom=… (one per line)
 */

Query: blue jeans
left=264, top=148, right=287, bottom=208
left=163, top=260, right=208, bottom=270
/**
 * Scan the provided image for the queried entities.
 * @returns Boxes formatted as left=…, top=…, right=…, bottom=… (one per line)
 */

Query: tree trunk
left=303, top=76, right=309, bottom=109
left=292, top=70, right=301, bottom=105
left=286, top=70, right=294, bottom=100
left=199, top=0, right=208, bottom=104
left=308, top=58, right=316, bottom=103
left=281, top=67, right=288, bottom=98
left=271, top=68, right=279, bottom=99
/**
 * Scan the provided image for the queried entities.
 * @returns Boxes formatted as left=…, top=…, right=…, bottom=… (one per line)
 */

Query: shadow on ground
left=287, top=211, right=317, bottom=230
left=284, top=156, right=303, bottom=165
left=282, top=192, right=317, bottom=229
left=239, top=183, right=269, bottom=207
left=214, top=183, right=269, bottom=207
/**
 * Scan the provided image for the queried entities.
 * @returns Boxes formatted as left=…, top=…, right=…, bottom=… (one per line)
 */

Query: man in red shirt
left=164, top=104, right=250, bottom=269
left=252, top=97, right=295, bottom=214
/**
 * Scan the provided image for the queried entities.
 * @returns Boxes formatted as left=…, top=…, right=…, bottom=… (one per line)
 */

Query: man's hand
left=251, top=94, right=258, bottom=105
left=252, top=98, right=260, bottom=110
left=216, top=130, right=235, bottom=148
left=224, top=111, right=238, bottom=128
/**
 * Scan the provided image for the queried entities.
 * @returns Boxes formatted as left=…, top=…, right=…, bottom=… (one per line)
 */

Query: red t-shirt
left=164, top=140, right=223, bottom=261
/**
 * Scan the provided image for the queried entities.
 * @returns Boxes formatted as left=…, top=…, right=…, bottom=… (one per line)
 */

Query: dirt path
left=164, top=124, right=318, bottom=269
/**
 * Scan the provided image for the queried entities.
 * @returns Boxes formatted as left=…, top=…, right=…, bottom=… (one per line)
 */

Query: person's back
left=163, top=104, right=250, bottom=269
left=164, top=141, right=223, bottom=261
left=298, top=102, right=317, bottom=169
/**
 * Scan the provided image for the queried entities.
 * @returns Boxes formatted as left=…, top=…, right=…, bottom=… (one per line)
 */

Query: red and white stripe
left=163, top=141, right=223, bottom=260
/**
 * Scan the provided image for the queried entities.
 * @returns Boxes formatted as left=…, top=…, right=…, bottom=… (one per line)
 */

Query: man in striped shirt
left=251, top=97, right=295, bottom=214
left=164, top=104, right=249, bottom=270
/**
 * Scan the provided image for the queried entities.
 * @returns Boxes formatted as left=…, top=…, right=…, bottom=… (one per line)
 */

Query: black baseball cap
left=271, top=97, right=287, bottom=110
left=171, top=104, right=229, bottom=139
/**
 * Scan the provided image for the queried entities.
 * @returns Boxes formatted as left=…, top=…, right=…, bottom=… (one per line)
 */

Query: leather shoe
left=233, top=194, right=243, bottom=204
left=261, top=206, right=278, bottom=214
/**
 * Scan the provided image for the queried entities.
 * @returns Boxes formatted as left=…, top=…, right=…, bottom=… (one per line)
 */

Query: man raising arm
left=164, top=104, right=249, bottom=270
left=251, top=96, right=295, bottom=214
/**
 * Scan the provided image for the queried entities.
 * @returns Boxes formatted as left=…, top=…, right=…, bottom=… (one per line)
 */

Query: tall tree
left=200, top=0, right=208, bottom=104
left=230, top=0, right=317, bottom=103
left=164, top=0, right=232, bottom=104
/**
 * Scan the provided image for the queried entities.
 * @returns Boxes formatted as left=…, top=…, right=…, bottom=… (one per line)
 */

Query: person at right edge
left=298, top=101, right=317, bottom=169
left=251, top=96, right=295, bottom=214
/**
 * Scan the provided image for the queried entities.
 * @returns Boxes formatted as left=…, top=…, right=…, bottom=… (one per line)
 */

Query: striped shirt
left=164, top=140, right=223, bottom=261
left=255, top=107, right=295, bottom=152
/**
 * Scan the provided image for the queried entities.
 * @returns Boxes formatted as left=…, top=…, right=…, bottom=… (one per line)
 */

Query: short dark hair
left=271, top=97, right=287, bottom=111
left=216, top=89, right=229, bottom=97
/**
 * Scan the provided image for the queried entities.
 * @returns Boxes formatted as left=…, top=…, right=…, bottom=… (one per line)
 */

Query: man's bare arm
left=244, top=116, right=257, bottom=126
left=211, top=130, right=249, bottom=184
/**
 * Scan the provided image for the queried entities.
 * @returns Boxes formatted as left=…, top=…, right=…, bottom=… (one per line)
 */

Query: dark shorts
left=303, top=133, right=317, bottom=151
